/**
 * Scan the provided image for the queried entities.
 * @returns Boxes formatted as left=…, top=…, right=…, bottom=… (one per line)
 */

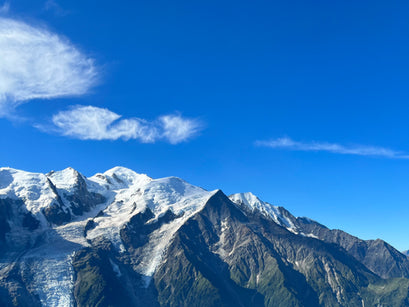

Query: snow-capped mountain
left=0, top=167, right=409, bottom=307
left=229, top=192, right=302, bottom=234
left=0, top=166, right=215, bottom=306
left=229, top=192, right=409, bottom=280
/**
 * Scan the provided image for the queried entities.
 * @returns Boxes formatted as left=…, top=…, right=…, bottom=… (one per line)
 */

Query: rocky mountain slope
left=0, top=167, right=408, bottom=306
left=229, top=192, right=409, bottom=279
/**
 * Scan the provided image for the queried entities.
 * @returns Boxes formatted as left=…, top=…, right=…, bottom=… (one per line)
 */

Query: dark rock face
left=41, top=179, right=72, bottom=226
left=0, top=198, right=13, bottom=243
left=0, top=198, right=41, bottom=253
left=120, top=207, right=179, bottom=250
left=42, top=171, right=106, bottom=226
left=22, top=212, right=40, bottom=231
left=120, top=207, right=155, bottom=249
left=72, top=244, right=136, bottom=307
left=63, top=171, right=106, bottom=217
left=294, top=217, right=409, bottom=279
left=0, top=263, right=42, bottom=307
left=42, top=203, right=71, bottom=226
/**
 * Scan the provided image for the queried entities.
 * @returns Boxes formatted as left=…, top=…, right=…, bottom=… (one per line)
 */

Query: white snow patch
left=214, top=218, right=230, bottom=259
left=229, top=192, right=299, bottom=233
left=229, top=192, right=282, bottom=222
left=256, top=272, right=261, bottom=285
left=305, top=233, right=319, bottom=239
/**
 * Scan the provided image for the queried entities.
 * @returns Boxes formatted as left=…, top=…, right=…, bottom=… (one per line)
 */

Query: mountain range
left=0, top=166, right=408, bottom=306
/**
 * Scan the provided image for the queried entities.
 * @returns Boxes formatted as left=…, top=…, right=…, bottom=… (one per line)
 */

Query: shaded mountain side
left=229, top=193, right=409, bottom=279
left=0, top=198, right=41, bottom=254
left=0, top=262, right=42, bottom=307
left=294, top=216, right=409, bottom=279
left=72, top=240, right=137, bottom=307
left=153, top=191, right=409, bottom=307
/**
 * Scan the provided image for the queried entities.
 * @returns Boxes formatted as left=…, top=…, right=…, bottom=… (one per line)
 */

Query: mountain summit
left=0, top=167, right=408, bottom=306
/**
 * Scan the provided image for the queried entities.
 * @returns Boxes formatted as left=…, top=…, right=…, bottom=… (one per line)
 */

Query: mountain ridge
left=0, top=166, right=408, bottom=306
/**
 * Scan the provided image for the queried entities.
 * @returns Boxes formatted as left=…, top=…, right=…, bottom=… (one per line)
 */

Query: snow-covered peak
left=229, top=192, right=298, bottom=233
left=229, top=192, right=265, bottom=210
left=89, top=166, right=151, bottom=190
left=229, top=192, right=281, bottom=222
left=47, top=167, right=84, bottom=192
left=0, top=165, right=218, bottom=304
left=0, top=167, right=57, bottom=214
left=104, top=166, right=140, bottom=177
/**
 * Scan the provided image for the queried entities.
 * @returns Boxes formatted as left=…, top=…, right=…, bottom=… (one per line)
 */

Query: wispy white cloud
left=159, top=114, right=203, bottom=144
left=0, top=2, right=10, bottom=14
left=41, top=105, right=202, bottom=144
left=255, top=137, right=409, bottom=159
left=44, top=0, right=69, bottom=16
left=0, top=17, right=97, bottom=117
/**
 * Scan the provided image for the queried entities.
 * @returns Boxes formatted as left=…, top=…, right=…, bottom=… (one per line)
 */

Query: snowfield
left=0, top=166, right=216, bottom=306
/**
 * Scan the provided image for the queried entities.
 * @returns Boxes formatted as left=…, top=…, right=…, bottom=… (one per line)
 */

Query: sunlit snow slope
left=0, top=166, right=214, bottom=307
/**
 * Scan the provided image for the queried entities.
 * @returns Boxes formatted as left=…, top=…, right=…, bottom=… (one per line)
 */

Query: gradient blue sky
left=1, top=0, right=409, bottom=250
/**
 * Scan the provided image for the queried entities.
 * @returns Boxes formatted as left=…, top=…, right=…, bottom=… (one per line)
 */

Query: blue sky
left=1, top=0, right=409, bottom=250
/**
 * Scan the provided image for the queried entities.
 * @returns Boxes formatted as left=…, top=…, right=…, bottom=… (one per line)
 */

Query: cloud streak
left=44, top=0, right=69, bottom=16
left=0, top=2, right=10, bottom=14
left=44, top=105, right=202, bottom=144
left=255, top=137, right=409, bottom=159
left=0, top=17, right=97, bottom=117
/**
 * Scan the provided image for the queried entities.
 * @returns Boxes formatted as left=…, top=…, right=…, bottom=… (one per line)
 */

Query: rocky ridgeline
left=0, top=167, right=408, bottom=306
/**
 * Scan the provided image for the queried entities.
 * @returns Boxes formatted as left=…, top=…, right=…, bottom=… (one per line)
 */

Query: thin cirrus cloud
left=255, top=137, right=409, bottom=159
left=45, top=105, right=203, bottom=144
left=44, top=0, right=69, bottom=16
left=0, top=2, right=10, bottom=14
left=0, top=17, right=97, bottom=117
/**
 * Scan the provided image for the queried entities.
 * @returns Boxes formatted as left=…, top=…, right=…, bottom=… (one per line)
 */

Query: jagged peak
left=47, top=167, right=85, bottom=190
left=229, top=192, right=266, bottom=207
left=229, top=192, right=280, bottom=215
left=229, top=192, right=300, bottom=233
